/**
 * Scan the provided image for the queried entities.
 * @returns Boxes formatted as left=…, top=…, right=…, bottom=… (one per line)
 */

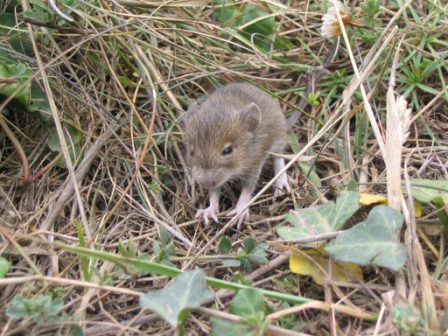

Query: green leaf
left=392, top=305, right=425, bottom=333
left=247, top=246, right=268, bottom=265
left=0, top=13, right=31, bottom=55
left=137, top=253, right=150, bottom=262
left=117, top=76, right=135, bottom=87
left=360, top=0, right=380, bottom=16
left=165, top=242, right=176, bottom=256
left=287, top=134, right=321, bottom=188
left=210, top=316, right=254, bottom=336
left=416, top=83, right=442, bottom=96
left=287, top=133, right=301, bottom=154
left=0, top=257, right=9, bottom=278
left=233, top=272, right=252, bottom=287
left=0, top=62, right=32, bottom=105
left=214, top=1, right=239, bottom=25
left=325, top=205, right=407, bottom=271
left=160, top=224, right=169, bottom=246
left=0, top=257, right=9, bottom=279
left=140, top=269, right=214, bottom=328
left=47, top=124, right=83, bottom=152
left=147, top=180, right=162, bottom=192
left=6, top=294, right=64, bottom=323
left=68, top=325, right=85, bottom=336
left=331, top=191, right=360, bottom=230
left=30, top=83, right=52, bottom=122
left=47, top=124, right=84, bottom=168
left=0, top=32, right=50, bottom=120
left=243, top=237, right=256, bottom=254
left=55, top=145, right=83, bottom=168
left=240, top=5, right=274, bottom=37
left=434, top=197, right=448, bottom=239
left=402, top=178, right=448, bottom=203
left=218, top=237, right=232, bottom=254
left=420, top=53, right=448, bottom=77
left=128, top=239, right=136, bottom=257
left=299, top=162, right=322, bottom=188
left=118, top=240, right=128, bottom=257
left=213, top=1, right=279, bottom=51
left=6, top=296, right=27, bottom=320
left=277, top=191, right=360, bottom=246
left=229, top=289, right=264, bottom=320
left=160, top=259, right=176, bottom=268
left=240, top=258, right=253, bottom=273
left=347, top=179, right=358, bottom=191
left=222, top=259, right=241, bottom=267
left=47, top=297, right=64, bottom=317
left=153, top=241, right=161, bottom=258
left=57, top=241, right=183, bottom=279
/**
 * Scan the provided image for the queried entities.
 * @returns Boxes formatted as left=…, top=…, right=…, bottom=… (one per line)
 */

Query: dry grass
left=1, top=0, right=448, bottom=335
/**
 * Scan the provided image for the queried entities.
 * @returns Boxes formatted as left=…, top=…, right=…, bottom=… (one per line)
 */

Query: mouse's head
left=183, top=100, right=261, bottom=189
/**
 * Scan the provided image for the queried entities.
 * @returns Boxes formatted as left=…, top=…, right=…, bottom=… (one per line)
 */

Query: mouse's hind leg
left=273, top=157, right=290, bottom=196
left=270, top=139, right=294, bottom=196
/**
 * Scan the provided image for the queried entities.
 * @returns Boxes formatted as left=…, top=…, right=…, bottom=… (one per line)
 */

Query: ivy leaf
left=210, top=289, right=265, bottom=335
left=325, top=205, right=407, bottom=271
left=210, top=316, right=254, bottom=336
left=402, top=178, right=448, bottom=203
left=140, top=270, right=213, bottom=328
left=277, top=191, right=360, bottom=247
left=229, top=289, right=264, bottom=320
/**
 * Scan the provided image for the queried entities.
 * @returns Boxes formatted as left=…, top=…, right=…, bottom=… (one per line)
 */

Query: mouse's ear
left=187, top=102, right=199, bottom=113
left=183, top=102, right=199, bottom=124
left=241, top=102, right=261, bottom=133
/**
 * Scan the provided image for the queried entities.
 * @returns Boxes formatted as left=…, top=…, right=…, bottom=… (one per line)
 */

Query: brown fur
left=184, top=82, right=287, bottom=191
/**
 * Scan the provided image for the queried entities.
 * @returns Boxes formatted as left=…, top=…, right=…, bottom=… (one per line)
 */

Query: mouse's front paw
left=195, top=205, right=219, bottom=227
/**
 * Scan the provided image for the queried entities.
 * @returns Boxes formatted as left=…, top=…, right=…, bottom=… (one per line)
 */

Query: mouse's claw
left=195, top=188, right=221, bottom=226
left=274, top=172, right=291, bottom=197
left=273, top=157, right=297, bottom=199
left=227, top=189, right=252, bottom=229
left=227, top=207, right=250, bottom=229
left=195, top=205, right=219, bottom=226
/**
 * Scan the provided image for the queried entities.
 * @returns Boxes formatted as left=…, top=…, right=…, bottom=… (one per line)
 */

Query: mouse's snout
left=192, top=167, right=224, bottom=190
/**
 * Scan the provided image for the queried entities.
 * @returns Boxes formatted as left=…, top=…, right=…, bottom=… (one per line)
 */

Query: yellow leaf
left=358, top=193, right=421, bottom=217
left=289, top=245, right=363, bottom=286
left=359, top=193, right=388, bottom=206
left=414, top=201, right=422, bottom=218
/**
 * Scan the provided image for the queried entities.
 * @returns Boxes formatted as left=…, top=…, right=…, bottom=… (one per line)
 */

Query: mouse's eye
left=222, top=146, right=233, bottom=155
left=189, top=150, right=194, bottom=157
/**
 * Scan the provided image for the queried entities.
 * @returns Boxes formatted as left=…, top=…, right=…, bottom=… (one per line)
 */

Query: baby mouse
left=183, top=82, right=290, bottom=228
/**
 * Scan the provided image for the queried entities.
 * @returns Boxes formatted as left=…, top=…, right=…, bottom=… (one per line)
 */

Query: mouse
left=183, top=82, right=290, bottom=228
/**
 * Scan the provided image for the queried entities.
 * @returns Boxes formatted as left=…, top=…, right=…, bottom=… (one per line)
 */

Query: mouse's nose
left=193, top=168, right=220, bottom=189
left=202, top=179, right=220, bottom=189
left=198, top=175, right=217, bottom=189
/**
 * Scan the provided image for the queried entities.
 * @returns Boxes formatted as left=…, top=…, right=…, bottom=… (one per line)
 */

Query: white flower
left=320, top=1, right=350, bottom=38
left=320, top=1, right=368, bottom=38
